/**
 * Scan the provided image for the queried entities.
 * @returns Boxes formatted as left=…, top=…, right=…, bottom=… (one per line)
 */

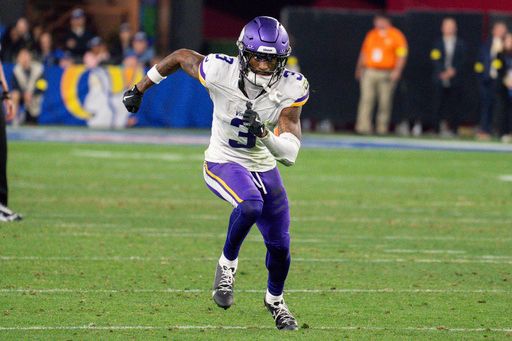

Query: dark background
left=282, top=8, right=487, bottom=130
left=4, top=1, right=512, bottom=131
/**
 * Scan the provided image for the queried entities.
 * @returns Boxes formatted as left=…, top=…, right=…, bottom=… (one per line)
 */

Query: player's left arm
left=242, top=74, right=308, bottom=166
left=277, top=106, right=302, bottom=140
left=259, top=106, right=302, bottom=167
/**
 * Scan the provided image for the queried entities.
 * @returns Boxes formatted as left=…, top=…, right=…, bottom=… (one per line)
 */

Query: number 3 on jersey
left=229, top=118, right=256, bottom=148
left=215, top=54, right=234, bottom=64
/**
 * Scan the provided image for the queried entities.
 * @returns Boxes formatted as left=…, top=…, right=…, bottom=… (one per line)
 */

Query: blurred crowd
left=1, top=9, right=512, bottom=141
left=0, top=9, right=159, bottom=67
left=0, top=8, right=159, bottom=125
left=356, top=14, right=512, bottom=143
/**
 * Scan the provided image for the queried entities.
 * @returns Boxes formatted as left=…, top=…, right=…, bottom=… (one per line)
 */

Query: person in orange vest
left=355, top=13, right=408, bottom=135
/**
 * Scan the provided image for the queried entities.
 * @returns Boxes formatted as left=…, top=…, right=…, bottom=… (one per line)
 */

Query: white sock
left=218, top=253, right=238, bottom=272
left=265, top=289, right=283, bottom=304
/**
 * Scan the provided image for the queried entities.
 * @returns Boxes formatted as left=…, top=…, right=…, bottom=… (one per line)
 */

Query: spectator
left=285, top=35, right=301, bottom=73
left=121, top=53, right=145, bottom=127
left=428, top=17, right=467, bottom=138
left=34, top=32, right=63, bottom=67
left=126, top=31, right=155, bottom=68
left=0, top=17, right=34, bottom=63
left=355, top=13, right=408, bottom=135
left=10, top=48, right=45, bottom=125
left=31, top=23, right=43, bottom=45
left=0, top=26, right=20, bottom=63
left=122, top=52, right=143, bottom=86
left=14, top=17, right=34, bottom=49
left=475, top=21, right=508, bottom=140
left=285, top=55, right=301, bottom=73
left=110, top=22, right=133, bottom=65
left=86, top=36, right=110, bottom=65
left=150, top=54, right=164, bottom=66
left=496, top=33, right=512, bottom=143
left=63, top=8, right=95, bottom=61
left=0, top=44, right=22, bottom=221
left=58, top=51, right=74, bottom=69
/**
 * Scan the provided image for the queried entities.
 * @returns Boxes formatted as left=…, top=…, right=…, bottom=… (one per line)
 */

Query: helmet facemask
left=238, top=45, right=289, bottom=88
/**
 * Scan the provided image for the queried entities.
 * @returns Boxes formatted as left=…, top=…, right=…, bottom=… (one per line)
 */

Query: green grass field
left=1, top=140, right=511, bottom=340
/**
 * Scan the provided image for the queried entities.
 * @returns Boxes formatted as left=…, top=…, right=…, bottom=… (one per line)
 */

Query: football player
left=123, top=16, right=309, bottom=330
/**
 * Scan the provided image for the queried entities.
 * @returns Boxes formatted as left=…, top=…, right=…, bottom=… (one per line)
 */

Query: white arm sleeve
left=260, top=131, right=301, bottom=167
left=147, top=64, right=167, bottom=84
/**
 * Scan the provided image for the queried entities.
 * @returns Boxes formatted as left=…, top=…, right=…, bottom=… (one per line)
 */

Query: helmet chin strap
left=247, top=71, right=283, bottom=103
left=241, top=70, right=282, bottom=103
left=246, top=70, right=272, bottom=87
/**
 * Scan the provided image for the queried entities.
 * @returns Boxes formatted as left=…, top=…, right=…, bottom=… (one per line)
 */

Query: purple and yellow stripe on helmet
left=198, top=60, right=206, bottom=86
left=291, top=92, right=309, bottom=107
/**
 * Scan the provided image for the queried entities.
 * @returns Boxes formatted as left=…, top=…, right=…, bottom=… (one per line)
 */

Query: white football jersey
left=199, top=53, right=309, bottom=172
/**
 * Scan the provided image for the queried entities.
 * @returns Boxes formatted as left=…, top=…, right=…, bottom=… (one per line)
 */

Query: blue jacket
left=475, top=39, right=501, bottom=83
left=497, top=51, right=512, bottom=97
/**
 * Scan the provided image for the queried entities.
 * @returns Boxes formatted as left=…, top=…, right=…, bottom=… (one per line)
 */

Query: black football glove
left=242, top=102, right=266, bottom=138
left=123, top=85, right=143, bottom=113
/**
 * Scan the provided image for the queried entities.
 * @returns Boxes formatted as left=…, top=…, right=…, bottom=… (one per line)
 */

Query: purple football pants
left=203, top=161, right=291, bottom=296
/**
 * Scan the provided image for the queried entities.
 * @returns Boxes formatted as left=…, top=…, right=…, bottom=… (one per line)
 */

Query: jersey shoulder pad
left=198, top=53, right=237, bottom=87
left=280, top=69, right=309, bottom=107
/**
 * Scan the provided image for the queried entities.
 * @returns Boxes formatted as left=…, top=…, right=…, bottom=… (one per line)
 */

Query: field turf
left=1, top=139, right=511, bottom=340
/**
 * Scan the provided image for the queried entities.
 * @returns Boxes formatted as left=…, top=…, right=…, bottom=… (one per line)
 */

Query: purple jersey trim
left=294, top=92, right=309, bottom=103
left=199, top=61, right=206, bottom=80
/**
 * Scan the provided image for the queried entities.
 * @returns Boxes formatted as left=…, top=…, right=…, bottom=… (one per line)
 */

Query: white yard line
left=498, top=175, right=512, bottom=182
left=384, top=249, right=466, bottom=254
left=1, top=255, right=511, bottom=264
left=16, top=227, right=512, bottom=244
left=384, top=235, right=512, bottom=242
left=0, top=288, right=509, bottom=294
left=45, top=231, right=326, bottom=244
left=0, top=256, right=218, bottom=261
left=16, top=206, right=512, bottom=222
left=480, top=255, right=512, bottom=259
left=0, top=324, right=510, bottom=333
left=33, top=215, right=512, bottom=226
left=72, top=150, right=204, bottom=161
left=292, top=257, right=512, bottom=264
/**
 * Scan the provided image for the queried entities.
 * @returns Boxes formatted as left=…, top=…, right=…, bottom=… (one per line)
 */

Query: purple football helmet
left=237, top=16, right=291, bottom=88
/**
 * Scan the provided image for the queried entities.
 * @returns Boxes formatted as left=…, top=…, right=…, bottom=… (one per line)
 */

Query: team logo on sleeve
left=302, top=78, right=309, bottom=91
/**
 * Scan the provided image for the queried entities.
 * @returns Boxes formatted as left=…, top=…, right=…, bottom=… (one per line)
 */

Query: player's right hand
left=123, top=85, right=143, bottom=113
